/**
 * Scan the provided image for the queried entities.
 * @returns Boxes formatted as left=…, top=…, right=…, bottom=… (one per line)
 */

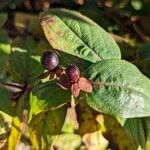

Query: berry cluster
left=40, top=51, right=93, bottom=97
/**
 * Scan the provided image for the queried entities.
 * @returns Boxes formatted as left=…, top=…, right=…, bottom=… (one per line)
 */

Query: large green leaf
left=29, top=106, right=67, bottom=149
left=40, top=9, right=121, bottom=64
left=85, top=59, right=150, bottom=118
left=0, top=29, right=11, bottom=73
left=0, top=84, right=11, bottom=115
left=29, top=80, right=71, bottom=121
left=124, top=117, right=150, bottom=149
left=9, top=47, right=44, bottom=85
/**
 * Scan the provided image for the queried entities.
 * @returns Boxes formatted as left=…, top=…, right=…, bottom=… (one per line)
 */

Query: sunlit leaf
left=40, top=9, right=121, bottom=65
left=29, top=80, right=71, bottom=121
left=52, top=133, right=81, bottom=150
left=29, top=106, right=67, bottom=149
left=86, top=59, right=150, bottom=118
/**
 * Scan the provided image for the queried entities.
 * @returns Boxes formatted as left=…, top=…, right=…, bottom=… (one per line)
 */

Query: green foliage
left=85, top=59, right=150, bottom=118
left=9, top=47, right=44, bottom=85
left=0, top=13, right=8, bottom=27
left=124, top=117, right=150, bottom=149
left=40, top=9, right=121, bottom=64
left=0, top=85, right=11, bottom=115
left=0, top=3, right=150, bottom=149
left=29, top=80, right=71, bottom=121
left=0, top=29, right=11, bottom=73
left=29, top=106, right=67, bottom=149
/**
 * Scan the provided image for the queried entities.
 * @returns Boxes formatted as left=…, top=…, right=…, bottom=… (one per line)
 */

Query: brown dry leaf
left=82, top=131, right=109, bottom=150
left=62, top=106, right=79, bottom=132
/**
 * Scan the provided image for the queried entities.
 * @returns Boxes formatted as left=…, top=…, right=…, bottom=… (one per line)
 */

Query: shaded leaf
left=0, top=84, right=11, bottom=115
left=0, top=29, right=11, bottom=73
left=14, top=13, right=43, bottom=37
left=135, top=43, right=150, bottom=78
left=29, top=80, right=71, bottom=121
left=124, top=117, right=150, bottom=149
left=59, top=51, right=92, bottom=72
left=86, top=59, right=150, bottom=118
left=103, top=115, right=137, bottom=150
left=0, top=13, right=8, bottom=27
left=9, top=47, right=44, bottom=85
left=40, top=9, right=121, bottom=64
left=76, top=100, right=104, bottom=135
left=29, top=106, right=67, bottom=149
left=138, top=43, right=150, bottom=59
left=136, top=58, right=150, bottom=78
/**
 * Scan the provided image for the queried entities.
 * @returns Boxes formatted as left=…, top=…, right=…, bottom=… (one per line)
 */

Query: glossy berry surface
left=66, top=64, right=80, bottom=82
left=41, top=51, right=59, bottom=71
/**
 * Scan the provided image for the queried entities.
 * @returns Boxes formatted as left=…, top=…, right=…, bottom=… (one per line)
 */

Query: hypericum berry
left=66, top=64, right=80, bottom=82
left=41, top=51, right=59, bottom=71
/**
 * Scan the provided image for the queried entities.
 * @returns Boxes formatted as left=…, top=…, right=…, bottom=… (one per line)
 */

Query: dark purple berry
left=66, top=64, right=80, bottom=82
left=41, top=51, right=59, bottom=71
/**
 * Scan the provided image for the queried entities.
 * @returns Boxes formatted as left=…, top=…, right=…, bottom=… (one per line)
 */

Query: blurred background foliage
left=0, top=0, right=150, bottom=149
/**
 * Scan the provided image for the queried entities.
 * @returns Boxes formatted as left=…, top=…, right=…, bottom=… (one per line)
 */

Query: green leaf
left=0, top=13, right=8, bottom=27
left=9, top=47, right=44, bottom=85
left=0, top=84, right=11, bottom=115
left=29, top=106, right=67, bottom=149
left=124, top=117, right=150, bottom=149
left=40, top=9, right=121, bottom=64
left=85, top=59, right=150, bottom=118
left=14, top=13, right=43, bottom=37
left=29, top=80, right=71, bottom=121
left=0, top=29, right=11, bottom=73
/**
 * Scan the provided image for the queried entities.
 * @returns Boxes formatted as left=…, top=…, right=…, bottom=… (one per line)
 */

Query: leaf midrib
left=94, top=81, right=149, bottom=99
